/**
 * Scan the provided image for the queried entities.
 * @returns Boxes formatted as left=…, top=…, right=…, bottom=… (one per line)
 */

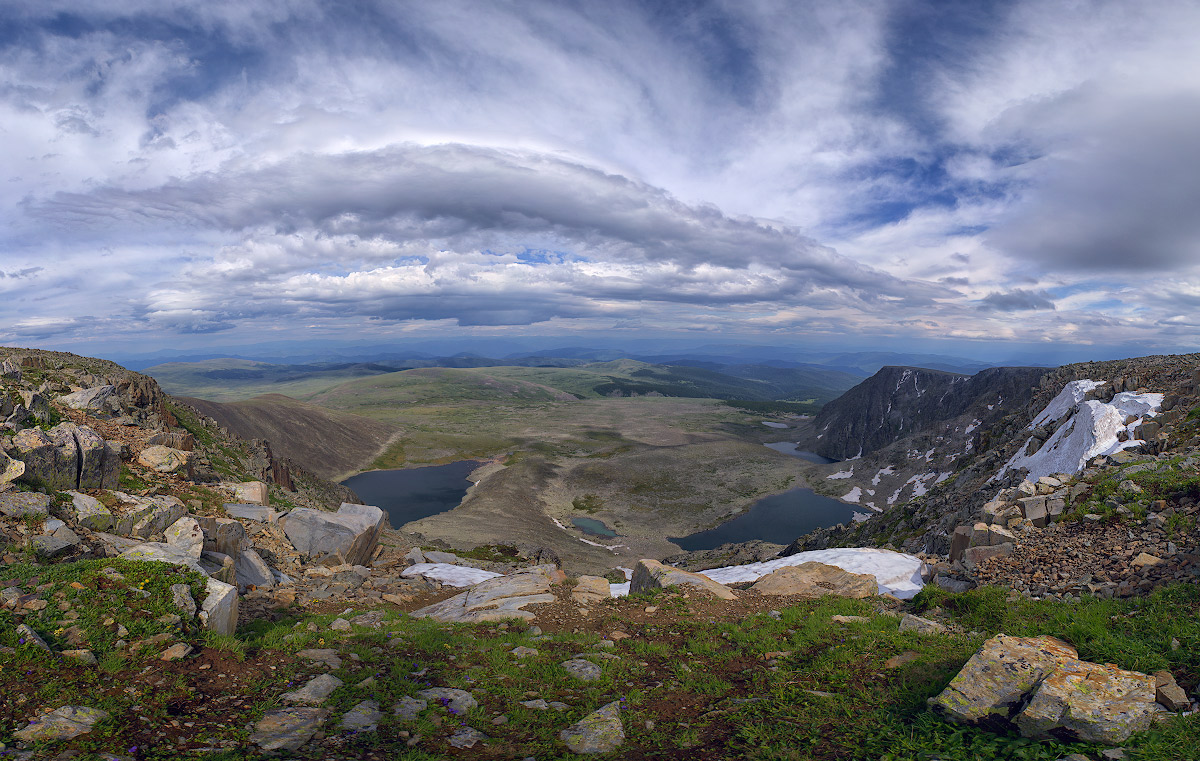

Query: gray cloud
left=979, top=289, right=1056, bottom=312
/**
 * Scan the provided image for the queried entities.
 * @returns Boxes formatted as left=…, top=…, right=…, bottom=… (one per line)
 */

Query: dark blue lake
left=341, top=461, right=481, bottom=528
left=670, top=487, right=860, bottom=551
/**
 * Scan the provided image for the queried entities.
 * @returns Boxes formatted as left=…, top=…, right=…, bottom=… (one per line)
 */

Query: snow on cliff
left=995, top=380, right=1163, bottom=481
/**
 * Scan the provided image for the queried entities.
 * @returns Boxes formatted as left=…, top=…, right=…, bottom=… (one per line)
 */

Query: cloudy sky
left=3, top=0, right=1200, bottom=359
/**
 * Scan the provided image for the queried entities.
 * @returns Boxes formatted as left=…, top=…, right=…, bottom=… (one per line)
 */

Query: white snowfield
left=697, top=547, right=925, bottom=599
left=997, top=380, right=1164, bottom=482
left=404, top=548, right=927, bottom=600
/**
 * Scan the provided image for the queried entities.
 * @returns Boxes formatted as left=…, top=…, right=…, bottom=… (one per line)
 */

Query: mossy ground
left=3, top=568, right=1200, bottom=760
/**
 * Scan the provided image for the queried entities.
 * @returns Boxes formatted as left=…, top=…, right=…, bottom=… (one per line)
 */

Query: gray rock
left=281, top=674, right=344, bottom=705
left=412, top=567, right=556, bottom=623
left=340, top=700, right=381, bottom=732
left=129, top=499, right=187, bottom=539
left=404, top=547, right=426, bottom=565
left=520, top=699, right=550, bottom=710
left=160, top=643, right=193, bottom=661
left=510, top=646, right=539, bottom=658
left=66, top=491, right=113, bottom=532
left=0, top=449, right=24, bottom=485
left=562, top=658, right=603, bottom=682
left=119, top=542, right=206, bottom=575
left=232, top=481, right=269, bottom=505
left=0, top=491, right=51, bottom=518
left=163, top=516, right=205, bottom=558
left=560, top=700, right=624, bottom=754
left=392, top=696, right=428, bottom=720
left=962, top=542, right=1013, bottom=571
left=933, top=575, right=975, bottom=594
left=13, top=424, right=117, bottom=490
left=196, top=516, right=246, bottom=557
left=424, top=550, right=459, bottom=564
left=449, top=727, right=489, bottom=748
left=199, top=578, right=238, bottom=636
left=417, top=687, right=477, bottom=714
left=235, top=548, right=275, bottom=590
left=57, top=385, right=118, bottom=414
left=171, top=583, right=197, bottom=617
left=198, top=551, right=236, bottom=585
left=13, top=706, right=109, bottom=742
left=250, top=707, right=329, bottom=752
left=32, top=534, right=75, bottom=558
left=280, top=503, right=386, bottom=566
left=630, top=559, right=736, bottom=600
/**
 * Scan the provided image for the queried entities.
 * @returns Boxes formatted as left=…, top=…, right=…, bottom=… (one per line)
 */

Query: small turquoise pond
left=571, top=516, right=617, bottom=537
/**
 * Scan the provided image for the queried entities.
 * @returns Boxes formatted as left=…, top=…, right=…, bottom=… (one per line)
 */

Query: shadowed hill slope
left=179, top=394, right=398, bottom=480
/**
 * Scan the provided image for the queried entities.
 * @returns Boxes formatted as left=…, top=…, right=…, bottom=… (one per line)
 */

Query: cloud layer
left=2, top=0, right=1200, bottom=355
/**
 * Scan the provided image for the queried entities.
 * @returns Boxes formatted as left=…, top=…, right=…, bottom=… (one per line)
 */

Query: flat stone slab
left=296, top=648, right=342, bottom=669
left=13, top=706, right=109, bottom=742
left=417, top=687, right=477, bottom=714
left=393, top=696, right=428, bottom=720
left=449, top=726, right=488, bottom=748
left=412, top=568, right=556, bottom=623
left=340, top=700, right=381, bottom=731
left=281, top=674, right=344, bottom=705
left=0, top=492, right=51, bottom=518
left=250, top=707, right=330, bottom=751
left=562, top=658, right=603, bottom=682
left=560, top=700, right=624, bottom=754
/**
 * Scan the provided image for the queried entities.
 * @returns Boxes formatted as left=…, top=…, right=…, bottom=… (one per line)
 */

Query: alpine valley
left=3, top=345, right=1200, bottom=760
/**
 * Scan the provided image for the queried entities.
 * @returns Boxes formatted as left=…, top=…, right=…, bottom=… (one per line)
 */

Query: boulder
left=630, top=559, right=736, bottom=600
left=195, top=516, right=247, bottom=557
left=749, top=562, right=878, bottom=598
left=560, top=700, right=624, bottom=754
left=279, top=503, right=386, bottom=566
left=412, top=567, right=556, bottom=623
left=235, top=548, right=275, bottom=590
left=233, top=481, right=269, bottom=505
left=340, top=700, right=381, bottom=732
left=199, top=551, right=237, bottom=585
left=13, top=424, right=118, bottom=490
left=0, top=491, right=51, bottom=518
left=119, top=542, right=207, bottom=575
left=199, top=577, right=238, bottom=636
left=57, top=385, right=118, bottom=414
left=0, top=449, right=24, bottom=485
left=163, top=516, right=205, bottom=558
left=137, top=445, right=193, bottom=477
left=66, top=491, right=114, bottom=532
left=962, top=543, right=1013, bottom=572
left=571, top=576, right=612, bottom=606
left=33, top=534, right=76, bottom=558
left=416, top=687, right=477, bottom=714
left=128, top=499, right=188, bottom=540
left=281, top=674, right=344, bottom=705
left=931, top=635, right=1156, bottom=745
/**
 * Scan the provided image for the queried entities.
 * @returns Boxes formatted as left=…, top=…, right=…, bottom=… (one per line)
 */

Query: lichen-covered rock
left=250, top=707, right=329, bottom=751
left=571, top=575, right=612, bottom=605
left=630, top=559, right=736, bottom=600
left=137, top=445, right=193, bottom=477
left=66, top=491, right=114, bottom=532
left=0, top=449, right=24, bottom=485
left=932, top=634, right=1156, bottom=745
left=235, top=547, right=275, bottom=590
left=750, top=562, right=878, bottom=598
left=0, top=491, right=51, bottom=518
left=57, top=385, right=118, bottom=414
left=13, top=706, right=109, bottom=742
left=163, top=515, right=204, bottom=558
left=560, top=700, right=624, bottom=754
left=13, top=424, right=118, bottom=490
left=196, top=516, right=247, bottom=557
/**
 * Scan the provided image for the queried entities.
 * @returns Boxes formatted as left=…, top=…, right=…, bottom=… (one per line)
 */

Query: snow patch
left=964, top=419, right=981, bottom=435
left=826, top=468, right=854, bottom=480
left=842, top=486, right=862, bottom=503
left=694, top=548, right=925, bottom=599
left=871, top=466, right=894, bottom=486
left=403, top=563, right=501, bottom=588
left=761, top=421, right=788, bottom=429
left=996, top=381, right=1163, bottom=481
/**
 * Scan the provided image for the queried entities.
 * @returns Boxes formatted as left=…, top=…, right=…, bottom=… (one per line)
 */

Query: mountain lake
left=671, top=486, right=862, bottom=551
left=342, top=460, right=481, bottom=528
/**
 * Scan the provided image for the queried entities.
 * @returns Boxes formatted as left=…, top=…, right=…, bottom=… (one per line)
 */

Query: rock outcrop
left=932, top=634, right=1158, bottom=744
left=411, top=566, right=556, bottom=622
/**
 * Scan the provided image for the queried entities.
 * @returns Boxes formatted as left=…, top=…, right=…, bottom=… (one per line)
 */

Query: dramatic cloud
left=1, top=0, right=1199, bottom=357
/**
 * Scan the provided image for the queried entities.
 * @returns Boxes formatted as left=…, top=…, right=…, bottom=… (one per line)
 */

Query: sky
left=3, top=0, right=1200, bottom=361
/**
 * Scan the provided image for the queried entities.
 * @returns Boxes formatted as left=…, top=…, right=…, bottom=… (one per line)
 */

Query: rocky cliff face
left=785, top=353, right=1200, bottom=562
left=805, top=365, right=1049, bottom=461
